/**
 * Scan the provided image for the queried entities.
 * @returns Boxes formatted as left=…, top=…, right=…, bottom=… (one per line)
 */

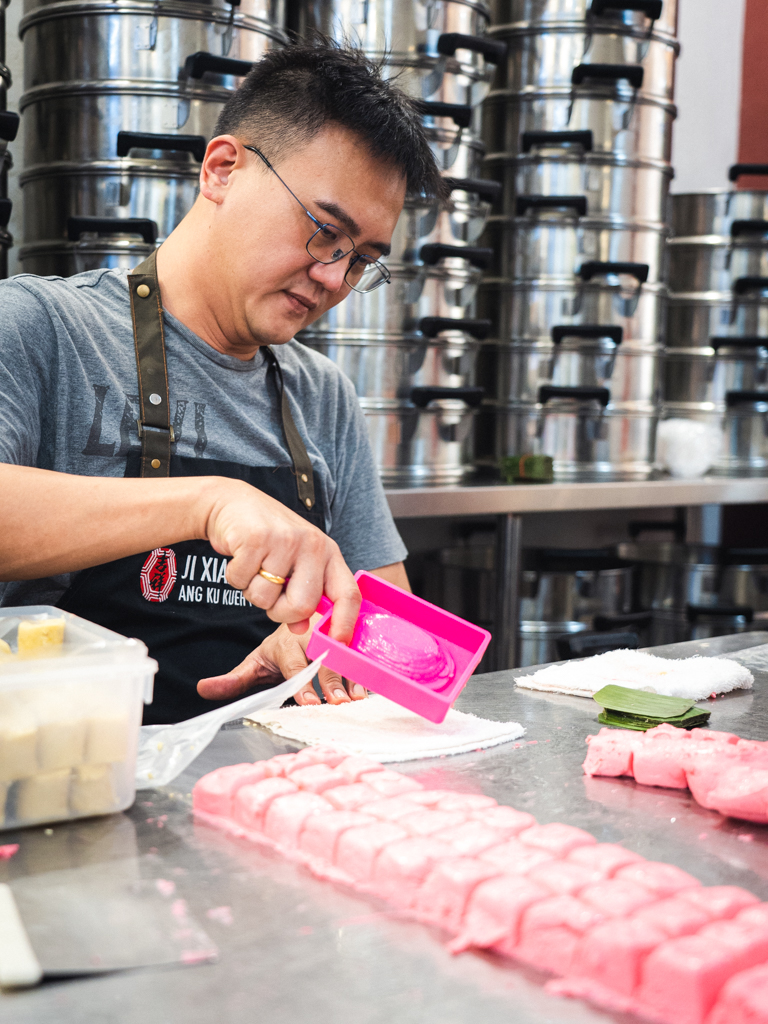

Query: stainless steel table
left=385, top=477, right=768, bottom=670
left=2, top=632, right=768, bottom=1024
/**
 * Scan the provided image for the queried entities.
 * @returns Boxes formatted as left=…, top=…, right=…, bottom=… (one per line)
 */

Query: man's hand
left=196, top=620, right=366, bottom=705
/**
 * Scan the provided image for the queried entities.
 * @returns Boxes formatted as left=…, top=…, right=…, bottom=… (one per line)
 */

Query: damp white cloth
left=245, top=694, right=525, bottom=763
left=516, top=648, right=754, bottom=701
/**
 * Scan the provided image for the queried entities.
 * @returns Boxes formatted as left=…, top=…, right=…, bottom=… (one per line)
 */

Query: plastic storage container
left=0, top=606, right=157, bottom=831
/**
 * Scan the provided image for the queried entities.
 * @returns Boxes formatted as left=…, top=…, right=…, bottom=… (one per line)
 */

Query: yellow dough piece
left=0, top=708, right=38, bottom=782
left=16, top=769, right=71, bottom=823
left=70, top=764, right=118, bottom=815
left=0, top=638, right=11, bottom=656
left=85, top=715, right=130, bottom=764
left=17, top=618, right=65, bottom=656
left=37, top=715, right=87, bottom=772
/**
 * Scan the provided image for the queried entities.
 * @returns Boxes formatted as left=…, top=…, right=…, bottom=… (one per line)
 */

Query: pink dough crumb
left=324, top=783, right=379, bottom=811
left=579, top=879, right=658, bottom=918
left=289, top=764, right=348, bottom=794
left=709, top=962, right=768, bottom=1024
left=514, top=895, right=605, bottom=975
left=290, top=747, right=347, bottom=770
left=336, top=755, right=385, bottom=783
left=570, top=917, right=667, bottom=997
left=679, top=886, right=759, bottom=920
left=435, top=793, right=496, bottom=813
left=360, top=771, right=423, bottom=797
left=415, top=858, right=500, bottom=931
left=372, top=838, right=455, bottom=906
left=528, top=860, right=605, bottom=896
left=615, top=861, right=701, bottom=898
left=155, top=879, right=176, bottom=897
left=452, top=875, right=551, bottom=953
left=480, top=839, right=556, bottom=874
left=632, top=896, right=712, bottom=938
left=192, top=762, right=270, bottom=817
left=334, top=822, right=409, bottom=881
left=263, top=792, right=331, bottom=847
left=264, top=753, right=302, bottom=777
left=206, top=906, right=233, bottom=926
left=583, top=729, right=641, bottom=777
left=471, top=805, right=536, bottom=838
left=398, top=810, right=467, bottom=837
left=233, top=777, right=298, bottom=830
left=299, top=811, right=376, bottom=862
left=0, top=844, right=19, bottom=860
left=567, top=843, right=644, bottom=877
left=434, top=820, right=504, bottom=857
left=519, top=823, right=596, bottom=856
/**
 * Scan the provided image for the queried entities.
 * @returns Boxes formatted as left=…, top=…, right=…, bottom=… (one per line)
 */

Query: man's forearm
left=0, top=464, right=217, bottom=579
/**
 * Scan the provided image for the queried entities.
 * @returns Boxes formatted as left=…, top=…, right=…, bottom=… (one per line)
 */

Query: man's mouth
left=284, top=290, right=318, bottom=313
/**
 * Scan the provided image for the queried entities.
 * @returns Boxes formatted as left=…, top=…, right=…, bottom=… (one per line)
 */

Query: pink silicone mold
left=306, top=571, right=491, bottom=724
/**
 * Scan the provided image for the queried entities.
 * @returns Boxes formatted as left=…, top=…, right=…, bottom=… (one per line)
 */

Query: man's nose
left=308, top=257, right=349, bottom=293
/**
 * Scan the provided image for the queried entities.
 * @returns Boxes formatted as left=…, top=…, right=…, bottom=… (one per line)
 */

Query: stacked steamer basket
left=17, top=0, right=287, bottom=275
left=663, top=166, right=768, bottom=476
left=294, top=0, right=506, bottom=485
left=0, top=0, right=20, bottom=279
left=476, top=0, right=678, bottom=481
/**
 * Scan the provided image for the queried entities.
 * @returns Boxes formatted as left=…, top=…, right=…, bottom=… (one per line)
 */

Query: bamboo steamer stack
left=0, top=0, right=20, bottom=279
left=476, top=0, right=678, bottom=481
left=18, top=0, right=288, bottom=275
left=662, top=166, right=768, bottom=476
left=294, top=0, right=506, bottom=485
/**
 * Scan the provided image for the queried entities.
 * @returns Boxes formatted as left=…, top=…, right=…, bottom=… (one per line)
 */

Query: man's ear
left=199, top=135, right=245, bottom=203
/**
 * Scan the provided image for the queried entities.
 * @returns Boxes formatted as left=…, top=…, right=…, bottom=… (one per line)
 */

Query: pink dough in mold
left=434, top=820, right=504, bottom=857
left=452, top=876, right=551, bottom=953
left=615, top=861, right=701, bottom=898
left=678, top=886, right=759, bottom=921
left=335, top=756, right=385, bottom=783
left=334, top=822, right=409, bottom=882
left=579, top=879, right=657, bottom=918
left=398, top=810, right=467, bottom=837
left=567, top=843, right=644, bottom=877
left=528, top=860, right=604, bottom=896
left=372, top=838, right=456, bottom=906
left=233, top=777, right=298, bottom=830
left=435, top=793, right=496, bottom=813
left=480, top=839, right=556, bottom=874
left=360, top=771, right=423, bottom=797
left=324, top=783, right=379, bottom=811
left=632, top=897, right=712, bottom=939
left=415, top=858, right=500, bottom=931
left=299, top=810, right=376, bottom=862
left=515, top=895, right=605, bottom=974
left=289, top=764, right=348, bottom=794
left=192, top=762, right=270, bottom=818
left=570, top=917, right=667, bottom=997
left=518, top=823, right=596, bottom=857
left=709, top=963, right=768, bottom=1024
left=351, top=611, right=455, bottom=689
left=263, top=792, right=331, bottom=848
left=470, top=805, right=536, bottom=838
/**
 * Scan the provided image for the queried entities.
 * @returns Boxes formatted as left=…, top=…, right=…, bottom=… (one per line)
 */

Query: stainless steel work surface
left=2, top=633, right=768, bottom=1023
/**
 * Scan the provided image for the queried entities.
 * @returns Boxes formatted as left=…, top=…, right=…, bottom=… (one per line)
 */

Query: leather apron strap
left=127, top=250, right=316, bottom=509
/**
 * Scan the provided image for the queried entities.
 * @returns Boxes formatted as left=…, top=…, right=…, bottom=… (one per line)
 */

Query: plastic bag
left=135, top=654, right=326, bottom=789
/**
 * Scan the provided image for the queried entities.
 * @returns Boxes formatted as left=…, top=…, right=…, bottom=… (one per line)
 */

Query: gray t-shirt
left=0, top=268, right=406, bottom=606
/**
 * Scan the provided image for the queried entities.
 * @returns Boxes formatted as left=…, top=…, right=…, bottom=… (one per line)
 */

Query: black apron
left=58, top=250, right=326, bottom=725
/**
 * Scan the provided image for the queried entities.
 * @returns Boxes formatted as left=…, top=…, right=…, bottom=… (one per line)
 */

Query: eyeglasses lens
left=346, top=263, right=388, bottom=293
left=308, top=224, right=354, bottom=264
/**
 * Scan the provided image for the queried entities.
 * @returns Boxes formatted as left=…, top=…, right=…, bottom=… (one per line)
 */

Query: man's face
left=206, top=126, right=406, bottom=349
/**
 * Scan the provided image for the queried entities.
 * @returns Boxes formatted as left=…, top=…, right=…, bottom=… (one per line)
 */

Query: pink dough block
left=514, top=896, right=605, bottom=975
left=398, top=810, right=467, bottom=837
left=689, top=728, right=739, bottom=745
left=192, top=762, right=270, bottom=817
left=366, top=797, right=426, bottom=822
left=616, top=861, right=701, bottom=898
left=299, top=810, right=376, bottom=861
left=519, top=823, right=596, bottom=856
left=583, top=729, right=641, bottom=777
left=567, top=843, right=645, bottom=877
left=291, top=747, right=347, bottom=770
left=679, top=886, right=759, bottom=921
left=708, top=963, right=768, bottom=1024
left=264, top=753, right=302, bottom=777
left=289, top=764, right=348, bottom=794
left=737, top=904, right=768, bottom=929
left=233, top=777, right=298, bottom=830
left=480, top=839, right=556, bottom=874
left=633, top=897, right=713, bottom=938
left=638, top=922, right=768, bottom=1024
left=335, top=755, right=385, bottom=783
left=435, top=793, right=497, bottom=813
left=434, top=820, right=504, bottom=857
left=707, top=766, right=768, bottom=824
left=372, top=838, right=455, bottom=906
left=471, top=805, right=536, bottom=838
left=415, top=858, right=500, bottom=931
left=360, top=770, right=423, bottom=797
left=579, top=879, right=658, bottom=918
left=324, top=783, right=379, bottom=811
left=528, top=860, right=604, bottom=896
left=405, top=790, right=450, bottom=807
left=454, top=876, right=551, bottom=952
left=334, top=822, right=409, bottom=881
left=632, top=740, right=689, bottom=789
left=263, top=792, right=331, bottom=848
left=684, top=746, right=743, bottom=809
left=571, top=917, right=667, bottom=996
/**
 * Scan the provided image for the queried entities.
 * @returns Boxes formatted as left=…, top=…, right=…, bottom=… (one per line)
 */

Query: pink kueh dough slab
left=192, top=745, right=768, bottom=1024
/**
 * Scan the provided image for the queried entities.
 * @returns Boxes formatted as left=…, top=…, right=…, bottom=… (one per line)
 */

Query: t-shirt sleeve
left=326, top=377, right=408, bottom=573
left=0, top=281, right=53, bottom=466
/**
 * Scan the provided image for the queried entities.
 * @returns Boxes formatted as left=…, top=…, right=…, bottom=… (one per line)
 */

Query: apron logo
left=140, top=548, right=177, bottom=602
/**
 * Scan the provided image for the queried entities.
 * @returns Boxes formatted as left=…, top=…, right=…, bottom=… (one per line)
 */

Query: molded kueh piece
left=736, top=903, right=768, bottom=929
left=615, top=861, right=701, bottom=898
left=632, top=897, right=713, bottom=938
left=518, top=823, right=596, bottom=856
left=299, top=810, right=376, bottom=862
left=192, top=762, right=270, bottom=817
left=583, top=728, right=641, bottom=777
left=570, top=917, right=667, bottom=996
left=372, top=838, right=456, bottom=906
left=405, top=790, right=450, bottom=807
left=567, top=843, right=645, bottom=877
left=365, top=796, right=428, bottom=822
left=480, top=839, right=556, bottom=874
left=433, top=820, right=504, bottom=857
left=470, top=805, right=536, bottom=838
left=578, top=879, right=657, bottom=918
left=334, top=822, right=409, bottom=881
left=528, top=860, right=605, bottom=896
left=632, top=739, right=690, bottom=789
left=290, top=747, right=348, bottom=771
left=435, top=793, right=497, bottom=813
left=514, top=895, right=605, bottom=974
left=288, top=764, right=348, bottom=794
left=335, top=755, right=386, bottom=783
left=708, top=962, right=768, bottom=1024
left=705, top=766, right=768, bottom=824
left=415, top=858, right=501, bottom=931
left=398, top=810, right=467, bottom=837
left=360, top=771, right=423, bottom=797
left=232, top=777, right=298, bottom=830
left=264, top=753, right=303, bottom=777
left=324, top=783, right=379, bottom=811
left=263, top=792, right=332, bottom=847
left=452, top=876, right=552, bottom=953
left=677, top=886, right=759, bottom=920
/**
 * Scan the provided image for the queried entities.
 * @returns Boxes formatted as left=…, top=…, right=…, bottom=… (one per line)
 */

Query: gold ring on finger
left=258, top=568, right=287, bottom=586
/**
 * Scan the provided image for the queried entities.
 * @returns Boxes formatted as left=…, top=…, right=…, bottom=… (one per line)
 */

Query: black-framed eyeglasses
left=244, top=144, right=391, bottom=294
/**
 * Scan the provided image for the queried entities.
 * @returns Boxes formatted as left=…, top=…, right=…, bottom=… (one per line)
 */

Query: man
left=0, top=43, right=445, bottom=722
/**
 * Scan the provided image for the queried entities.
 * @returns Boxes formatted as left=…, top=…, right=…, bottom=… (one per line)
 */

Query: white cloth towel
left=516, top=648, right=754, bottom=701
left=246, top=694, right=525, bottom=762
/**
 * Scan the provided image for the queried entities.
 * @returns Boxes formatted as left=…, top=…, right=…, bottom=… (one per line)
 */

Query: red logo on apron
left=140, top=548, right=177, bottom=602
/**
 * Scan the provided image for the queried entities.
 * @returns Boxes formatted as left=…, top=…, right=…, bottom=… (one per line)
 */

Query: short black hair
left=213, top=40, right=446, bottom=200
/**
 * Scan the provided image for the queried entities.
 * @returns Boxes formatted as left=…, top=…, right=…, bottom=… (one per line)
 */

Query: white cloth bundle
left=516, top=648, right=754, bottom=701
left=246, top=694, right=525, bottom=762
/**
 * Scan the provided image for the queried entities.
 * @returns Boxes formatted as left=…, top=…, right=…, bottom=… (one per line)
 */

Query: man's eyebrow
left=314, top=200, right=390, bottom=258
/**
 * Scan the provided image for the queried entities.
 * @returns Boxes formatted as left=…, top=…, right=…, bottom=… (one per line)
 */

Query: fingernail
left=301, top=692, right=321, bottom=705
left=332, top=687, right=349, bottom=701
left=351, top=684, right=366, bottom=698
